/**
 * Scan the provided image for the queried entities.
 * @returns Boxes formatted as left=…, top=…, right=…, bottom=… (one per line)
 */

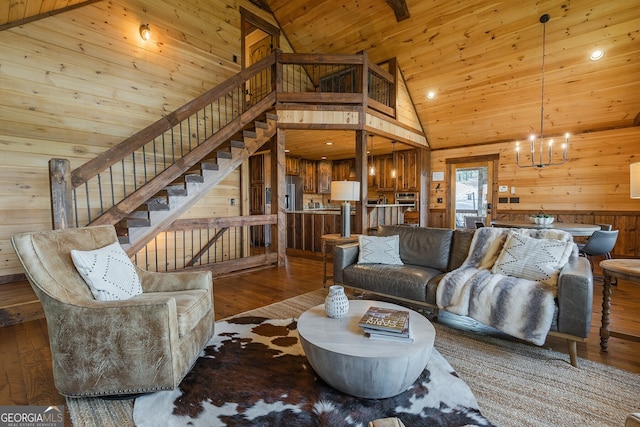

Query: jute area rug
left=67, top=289, right=640, bottom=426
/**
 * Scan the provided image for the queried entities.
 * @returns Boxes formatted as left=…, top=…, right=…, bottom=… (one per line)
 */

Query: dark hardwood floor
left=0, top=255, right=638, bottom=426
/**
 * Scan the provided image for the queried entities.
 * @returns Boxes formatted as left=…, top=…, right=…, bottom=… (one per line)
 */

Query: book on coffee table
left=364, top=316, right=413, bottom=342
left=366, top=326, right=414, bottom=343
left=358, top=306, right=410, bottom=334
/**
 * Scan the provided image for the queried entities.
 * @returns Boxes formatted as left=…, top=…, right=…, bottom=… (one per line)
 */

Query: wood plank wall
left=428, top=127, right=640, bottom=257
left=0, top=0, right=281, bottom=279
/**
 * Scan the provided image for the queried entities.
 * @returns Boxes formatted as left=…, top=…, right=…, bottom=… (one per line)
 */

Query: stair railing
left=134, top=214, right=277, bottom=275
left=50, top=51, right=278, bottom=230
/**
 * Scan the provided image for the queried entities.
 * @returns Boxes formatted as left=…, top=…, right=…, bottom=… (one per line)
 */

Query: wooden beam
left=384, top=0, right=410, bottom=22
left=0, top=0, right=101, bottom=32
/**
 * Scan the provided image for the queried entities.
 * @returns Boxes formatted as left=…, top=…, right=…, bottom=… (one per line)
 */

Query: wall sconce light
left=139, top=24, right=151, bottom=41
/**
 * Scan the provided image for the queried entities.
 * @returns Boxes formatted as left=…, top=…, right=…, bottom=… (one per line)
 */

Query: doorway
left=447, top=156, right=498, bottom=229
left=240, top=8, right=280, bottom=106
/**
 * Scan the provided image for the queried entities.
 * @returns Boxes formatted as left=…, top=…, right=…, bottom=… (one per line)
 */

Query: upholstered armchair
left=11, top=225, right=215, bottom=397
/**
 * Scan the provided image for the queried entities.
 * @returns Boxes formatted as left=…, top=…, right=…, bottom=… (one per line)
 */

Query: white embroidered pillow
left=358, top=235, right=403, bottom=265
left=491, top=231, right=575, bottom=285
left=71, top=241, right=143, bottom=301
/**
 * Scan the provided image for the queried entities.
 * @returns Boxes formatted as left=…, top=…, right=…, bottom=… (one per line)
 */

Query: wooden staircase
left=114, top=113, right=278, bottom=254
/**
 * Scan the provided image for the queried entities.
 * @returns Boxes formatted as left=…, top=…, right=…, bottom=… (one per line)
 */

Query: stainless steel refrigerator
left=285, top=176, right=303, bottom=212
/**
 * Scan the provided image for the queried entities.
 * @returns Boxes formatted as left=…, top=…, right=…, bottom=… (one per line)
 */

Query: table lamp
left=331, top=181, right=360, bottom=238
left=631, top=162, right=640, bottom=199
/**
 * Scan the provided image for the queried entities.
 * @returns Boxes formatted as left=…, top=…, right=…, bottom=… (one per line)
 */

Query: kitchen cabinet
left=286, top=211, right=352, bottom=252
left=332, top=159, right=355, bottom=182
left=396, top=149, right=419, bottom=191
left=286, top=156, right=300, bottom=176
left=376, top=155, right=396, bottom=191
left=301, top=159, right=317, bottom=193
left=317, top=160, right=332, bottom=194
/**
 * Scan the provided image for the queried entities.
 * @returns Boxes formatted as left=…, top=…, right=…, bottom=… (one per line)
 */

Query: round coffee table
left=297, top=300, right=435, bottom=399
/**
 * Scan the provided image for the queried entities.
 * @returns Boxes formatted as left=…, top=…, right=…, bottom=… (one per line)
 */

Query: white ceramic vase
left=325, top=285, right=349, bottom=318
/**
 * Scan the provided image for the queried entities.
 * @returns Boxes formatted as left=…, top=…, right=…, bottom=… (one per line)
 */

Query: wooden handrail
left=167, top=214, right=277, bottom=231
left=70, top=52, right=278, bottom=188
left=278, top=52, right=366, bottom=65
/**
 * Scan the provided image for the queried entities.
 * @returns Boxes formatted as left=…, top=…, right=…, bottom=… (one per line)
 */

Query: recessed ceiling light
left=325, top=141, right=333, bottom=145
left=321, top=156, right=327, bottom=160
left=284, top=149, right=290, bottom=153
left=426, top=91, right=436, bottom=100
left=589, top=49, right=604, bottom=61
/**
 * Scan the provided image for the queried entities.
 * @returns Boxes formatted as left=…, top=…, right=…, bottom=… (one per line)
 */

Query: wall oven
left=395, top=192, right=417, bottom=207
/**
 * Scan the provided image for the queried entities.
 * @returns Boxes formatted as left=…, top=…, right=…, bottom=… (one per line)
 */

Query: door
left=247, top=33, right=272, bottom=106
left=241, top=8, right=280, bottom=106
left=448, top=157, right=497, bottom=229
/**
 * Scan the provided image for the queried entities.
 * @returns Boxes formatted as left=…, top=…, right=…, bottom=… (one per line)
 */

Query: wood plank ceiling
left=4, top=0, right=639, bottom=160
left=265, top=0, right=640, bottom=157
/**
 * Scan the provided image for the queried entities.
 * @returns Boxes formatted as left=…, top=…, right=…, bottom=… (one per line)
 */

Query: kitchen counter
left=366, top=203, right=414, bottom=208
left=289, top=209, right=348, bottom=214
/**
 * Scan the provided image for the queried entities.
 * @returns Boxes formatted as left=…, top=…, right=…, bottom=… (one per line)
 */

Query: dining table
left=489, top=219, right=601, bottom=237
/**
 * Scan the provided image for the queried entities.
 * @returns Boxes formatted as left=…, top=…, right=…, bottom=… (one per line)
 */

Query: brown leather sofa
left=333, top=225, right=593, bottom=367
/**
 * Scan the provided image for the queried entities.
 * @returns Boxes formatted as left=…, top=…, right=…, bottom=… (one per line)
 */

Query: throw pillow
left=358, top=235, right=403, bottom=265
left=71, top=241, right=143, bottom=301
left=491, top=231, right=575, bottom=285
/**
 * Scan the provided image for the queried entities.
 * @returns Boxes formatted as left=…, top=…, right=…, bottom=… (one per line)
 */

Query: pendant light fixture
left=369, top=134, right=376, bottom=176
left=515, top=14, right=570, bottom=168
left=391, top=141, right=397, bottom=178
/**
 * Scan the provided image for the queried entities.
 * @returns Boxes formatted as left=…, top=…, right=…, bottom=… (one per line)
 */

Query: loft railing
left=277, top=52, right=396, bottom=116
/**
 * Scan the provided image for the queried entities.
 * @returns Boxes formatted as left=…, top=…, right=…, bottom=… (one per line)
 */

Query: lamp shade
left=631, top=162, right=640, bottom=199
left=331, top=181, right=360, bottom=201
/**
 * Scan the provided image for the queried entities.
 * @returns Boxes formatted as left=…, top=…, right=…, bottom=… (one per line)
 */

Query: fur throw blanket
left=436, top=227, right=575, bottom=346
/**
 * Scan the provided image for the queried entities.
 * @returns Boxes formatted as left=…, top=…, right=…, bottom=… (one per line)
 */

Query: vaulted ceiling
left=5, top=0, right=640, bottom=158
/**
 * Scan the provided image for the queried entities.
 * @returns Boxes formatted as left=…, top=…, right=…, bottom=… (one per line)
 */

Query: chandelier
left=516, top=13, right=569, bottom=168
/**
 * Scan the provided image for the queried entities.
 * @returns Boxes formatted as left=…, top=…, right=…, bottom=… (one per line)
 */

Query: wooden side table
left=321, top=233, right=359, bottom=287
left=599, top=259, right=640, bottom=351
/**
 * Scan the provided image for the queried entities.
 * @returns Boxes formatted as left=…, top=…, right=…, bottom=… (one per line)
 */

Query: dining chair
left=578, top=230, right=619, bottom=281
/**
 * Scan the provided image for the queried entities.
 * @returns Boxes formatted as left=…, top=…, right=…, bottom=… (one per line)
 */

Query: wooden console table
left=321, top=234, right=359, bottom=287
left=599, top=259, right=640, bottom=351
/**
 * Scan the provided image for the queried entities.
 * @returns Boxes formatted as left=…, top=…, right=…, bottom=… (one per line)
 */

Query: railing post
left=49, top=158, right=75, bottom=230
left=360, top=51, right=369, bottom=126
left=274, top=48, right=282, bottom=94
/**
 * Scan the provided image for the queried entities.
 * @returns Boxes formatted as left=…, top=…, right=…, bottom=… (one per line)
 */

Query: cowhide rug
left=133, top=316, right=494, bottom=427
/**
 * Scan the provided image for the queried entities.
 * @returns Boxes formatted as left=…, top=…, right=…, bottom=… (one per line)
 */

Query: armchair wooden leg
left=567, top=340, right=578, bottom=367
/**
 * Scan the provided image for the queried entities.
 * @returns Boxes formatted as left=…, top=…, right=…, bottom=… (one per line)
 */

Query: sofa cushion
left=378, top=225, right=453, bottom=271
left=344, top=263, right=442, bottom=303
left=447, top=228, right=476, bottom=271
left=71, top=241, right=143, bottom=301
left=358, top=235, right=403, bottom=265
left=492, top=231, right=575, bottom=285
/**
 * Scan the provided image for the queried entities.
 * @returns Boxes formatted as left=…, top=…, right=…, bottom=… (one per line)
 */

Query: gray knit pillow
left=492, top=231, right=574, bottom=285
left=358, top=235, right=403, bottom=265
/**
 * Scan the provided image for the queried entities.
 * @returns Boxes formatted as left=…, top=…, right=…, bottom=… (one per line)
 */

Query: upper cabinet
left=332, top=159, right=355, bottom=182
left=376, top=155, right=396, bottom=191
left=317, top=160, right=332, bottom=194
left=301, top=159, right=317, bottom=193
left=286, top=156, right=300, bottom=176
left=396, top=149, right=419, bottom=191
